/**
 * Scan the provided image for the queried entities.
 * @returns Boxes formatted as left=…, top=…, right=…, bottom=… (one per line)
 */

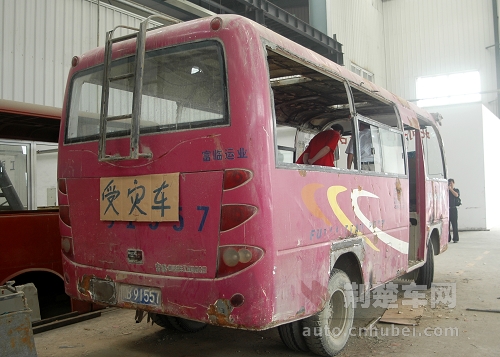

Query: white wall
left=482, top=105, right=500, bottom=228
left=426, top=102, right=500, bottom=230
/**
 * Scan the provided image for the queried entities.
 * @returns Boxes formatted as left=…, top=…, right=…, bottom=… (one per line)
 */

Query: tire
left=278, top=320, right=309, bottom=352
left=302, top=269, right=354, bottom=356
left=149, top=313, right=174, bottom=329
left=150, top=314, right=207, bottom=333
left=166, top=316, right=207, bottom=333
left=416, top=241, right=434, bottom=289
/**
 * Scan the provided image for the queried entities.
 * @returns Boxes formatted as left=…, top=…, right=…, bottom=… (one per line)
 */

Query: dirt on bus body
left=34, top=229, right=499, bottom=357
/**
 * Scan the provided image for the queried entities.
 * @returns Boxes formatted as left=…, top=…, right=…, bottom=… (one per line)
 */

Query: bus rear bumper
left=62, top=255, right=274, bottom=330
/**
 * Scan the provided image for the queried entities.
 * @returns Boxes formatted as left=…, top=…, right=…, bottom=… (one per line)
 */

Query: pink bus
left=58, top=14, right=448, bottom=356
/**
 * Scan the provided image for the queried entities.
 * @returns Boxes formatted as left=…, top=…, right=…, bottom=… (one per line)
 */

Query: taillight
left=61, top=236, right=74, bottom=259
left=59, top=205, right=71, bottom=227
left=217, top=245, right=264, bottom=278
left=220, top=204, right=257, bottom=232
left=58, top=178, right=67, bottom=194
left=223, top=169, right=252, bottom=190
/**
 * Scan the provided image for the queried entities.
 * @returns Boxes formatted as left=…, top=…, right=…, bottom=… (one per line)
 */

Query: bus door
left=405, top=124, right=425, bottom=266
left=405, top=119, right=447, bottom=264
left=419, top=120, right=448, bottom=253
left=348, top=86, right=408, bottom=284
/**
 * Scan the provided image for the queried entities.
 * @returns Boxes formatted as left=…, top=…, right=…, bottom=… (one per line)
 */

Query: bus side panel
left=273, top=246, right=331, bottom=321
left=426, top=179, right=449, bottom=254
left=271, top=169, right=410, bottom=319
left=436, top=180, right=450, bottom=252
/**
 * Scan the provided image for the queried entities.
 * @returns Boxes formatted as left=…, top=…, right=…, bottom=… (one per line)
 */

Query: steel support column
left=493, top=0, right=500, bottom=116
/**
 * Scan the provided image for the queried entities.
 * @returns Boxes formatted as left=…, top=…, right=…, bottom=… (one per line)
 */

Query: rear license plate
left=118, top=284, right=161, bottom=306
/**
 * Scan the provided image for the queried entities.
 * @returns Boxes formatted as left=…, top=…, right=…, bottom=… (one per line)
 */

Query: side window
left=379, top=127, right=405, bottom=175
left=334, top=129, right=350, bottom=170
left=0, top=141, right=31, bottom=210
left=294, top=129, right=314, bottom=161
left=276, top=126, right=298, bottom=164
left=350, top=85, right=405, bottom=175
left=405, top=125, right=445, bottom=179
left=421, top=126, right=445, bottom=178
left=370, top=125, right=382, bottom=171
left=346, top=119, right=379, bottom=171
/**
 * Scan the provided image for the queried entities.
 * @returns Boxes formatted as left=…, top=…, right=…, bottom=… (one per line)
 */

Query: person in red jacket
left=296, top=124, right=344, bottom=167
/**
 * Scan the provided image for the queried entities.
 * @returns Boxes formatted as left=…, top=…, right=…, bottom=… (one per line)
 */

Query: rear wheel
left=166, top=316, right=207, bottom=332
left=149, top=313, right=173, bottom=329
left=278, top=320, right=309, bottom=352
left=150, top=313, right=207, bottom=332
left=416, top=241, right=434, bottom=289
left=303, top=269, right=354, bottom=356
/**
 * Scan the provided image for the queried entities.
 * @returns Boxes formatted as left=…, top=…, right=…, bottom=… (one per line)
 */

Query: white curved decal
left=351, top=189, right=409, bottom=254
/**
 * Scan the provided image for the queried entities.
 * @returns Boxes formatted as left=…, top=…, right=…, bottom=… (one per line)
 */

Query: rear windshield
left=65, top=41, right=228, bottom=143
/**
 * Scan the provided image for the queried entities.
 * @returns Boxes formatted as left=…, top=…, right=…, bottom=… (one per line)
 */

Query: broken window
left=268, top=48, right=351, bottom=168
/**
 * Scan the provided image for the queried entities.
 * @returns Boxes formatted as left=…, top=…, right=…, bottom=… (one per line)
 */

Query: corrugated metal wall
left=326, top=0, right=497, bottom=114
left=326, top=0, right=387, bottom=87
left=0, top=0, right=155, bottom=108
left=273, top=0, right=310, bottom=24
left=382, top=0, right=496, bottom=108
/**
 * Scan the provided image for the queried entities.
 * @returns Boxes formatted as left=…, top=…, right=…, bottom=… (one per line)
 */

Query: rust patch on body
left=395, top=95, right=411, bottom=109
left=408, top=116, right=419, bottom=128
left=207, top=299, right=236, bottom=327
left=298, top=170, right=307, bottom=177
left=77, top=274, right=94, bottom=296
left=395, top=178, right=402, bottom=202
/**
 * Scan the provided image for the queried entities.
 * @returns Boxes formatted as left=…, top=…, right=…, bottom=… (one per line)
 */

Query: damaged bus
left=58, top=14, right=448, bottom=356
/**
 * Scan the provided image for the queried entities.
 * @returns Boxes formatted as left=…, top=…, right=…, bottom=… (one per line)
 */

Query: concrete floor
left=33, top=228, right=500, bottom=357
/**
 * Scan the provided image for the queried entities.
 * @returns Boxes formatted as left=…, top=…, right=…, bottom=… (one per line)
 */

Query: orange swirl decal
left=301, top=184, right=379, bottom=252
left=301, top=183, right=332, bottom=226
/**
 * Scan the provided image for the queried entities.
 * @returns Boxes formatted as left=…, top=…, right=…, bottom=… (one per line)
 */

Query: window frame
left=417, top=119, right=447, bottom=180
left=64, top=40, right=229, bottom=145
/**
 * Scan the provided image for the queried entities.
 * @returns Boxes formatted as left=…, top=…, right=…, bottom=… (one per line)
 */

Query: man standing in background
left=448, top=178, right=460, bottom=243
left=346, top=122, right=374, bottom=170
